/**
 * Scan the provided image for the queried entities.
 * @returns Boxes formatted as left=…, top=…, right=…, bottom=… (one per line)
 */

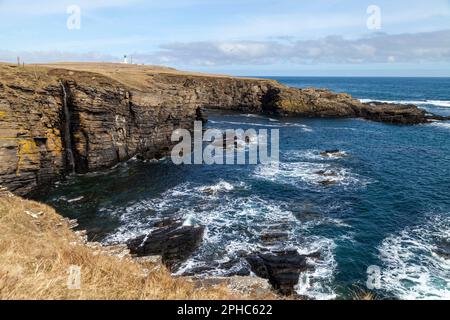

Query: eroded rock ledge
left=0, top=62, right=445, bottom=195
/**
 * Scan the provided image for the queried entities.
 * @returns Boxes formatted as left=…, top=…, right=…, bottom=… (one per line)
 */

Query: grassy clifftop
left=0, top=190, right=248, bottom=300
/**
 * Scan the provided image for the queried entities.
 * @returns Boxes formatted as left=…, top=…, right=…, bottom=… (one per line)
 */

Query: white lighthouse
left=122, top=55, right=128, bottom=64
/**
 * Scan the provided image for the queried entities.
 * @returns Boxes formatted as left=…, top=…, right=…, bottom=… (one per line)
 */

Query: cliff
left=0, top=62, right=439, bottom=195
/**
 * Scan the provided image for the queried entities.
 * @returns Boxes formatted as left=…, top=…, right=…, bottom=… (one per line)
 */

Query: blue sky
left=0, top=0, right=449, bottom=76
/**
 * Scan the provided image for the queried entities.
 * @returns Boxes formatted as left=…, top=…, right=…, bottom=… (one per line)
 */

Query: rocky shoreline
left=0, top=188, right=278, bottom=299
left=1, top=62, right=447, bottom=196
left=2, top=62, right=449, bottom=298
left=124, top=216, right=319, bottom=296
left=70, top=214, right=280, bottom=298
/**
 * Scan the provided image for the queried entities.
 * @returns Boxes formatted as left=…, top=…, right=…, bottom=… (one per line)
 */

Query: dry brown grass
left=38, top=62, right=272, bottom=90
left=0, top=193, right=241, bottom=300
left=0, top=62, right=278, bottom=96
left=350, top=286, right=378, bottom=300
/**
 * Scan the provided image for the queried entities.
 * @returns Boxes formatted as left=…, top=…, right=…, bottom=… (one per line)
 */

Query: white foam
left=378, top=214, right=450, bottom=300
left=283, top=149, right=348, bottom=161
left=67, top=196, right=84, bottom=203
left=170, top=195, right=339, bottom=299
left=430, top=122, right=450, bottom=129
left=426, top=100, right=450, bottom=108
left=295, top=238, right=337, bottom=300
left=360, top=99, right=450, bottom=108
left=197, top=180, right=236, bottom=194
left=254, top=161, right=368, bottom=190
left=102, top=181, right=341, bottom=300
left=240, top=113, right=267, bottom=119
left=182, top=215, right=197, bottom=227
left=239, top=114, right=279, bottom=122
left=102, top=180, right=246, bottom=243
left=209, top=119, right=312, bottom=131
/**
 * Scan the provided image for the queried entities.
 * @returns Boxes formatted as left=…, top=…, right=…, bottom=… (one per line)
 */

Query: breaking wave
left=378, top=214, right=450, bottom=300
left=360, top=99, right=450, bottom=108
left=253, top=161, right=368, bottom=190
left=208, top=120, right=313, bottom=131
left=101, top=179, right=340, bottom=300
left=429, top=121, right=450, bottom=130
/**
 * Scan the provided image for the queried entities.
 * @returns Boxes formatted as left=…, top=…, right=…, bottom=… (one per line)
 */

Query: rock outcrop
left=126, top=219, right=204, bottom=271
left=434, top=240, right=450, bottom=260
left=358, top=101, right=431, bottom=125
left=0, top=62, right=444, bottom=195
left=246, top=249, right=316, bottom=296
left=0, top=64, right=206, bottom=195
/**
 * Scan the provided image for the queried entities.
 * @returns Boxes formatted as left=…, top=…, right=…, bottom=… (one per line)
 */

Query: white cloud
left=130, top=30, right=450, bottom=66
left=2, top=30, right=449, bottom=67
left=1, top=30, right=449, bottom=67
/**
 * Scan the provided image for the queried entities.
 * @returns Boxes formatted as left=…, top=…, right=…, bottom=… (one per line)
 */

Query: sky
left=0, top=0, right=449, bottom=76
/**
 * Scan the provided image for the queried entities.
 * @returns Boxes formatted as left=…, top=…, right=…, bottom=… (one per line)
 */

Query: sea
left=35, top=77, right=450, bottom=300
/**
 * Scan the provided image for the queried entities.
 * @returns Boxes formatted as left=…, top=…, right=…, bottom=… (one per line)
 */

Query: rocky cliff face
left=0, top=65, right=201, bottom=195
left=0, top=66, right=64, bottom=195
left=0, top=64, right=279, bottom=195
left=0, top=63, right=440, bottom=195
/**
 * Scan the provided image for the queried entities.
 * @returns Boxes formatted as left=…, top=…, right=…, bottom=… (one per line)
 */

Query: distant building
left=122, top=55, right=128, bottom=64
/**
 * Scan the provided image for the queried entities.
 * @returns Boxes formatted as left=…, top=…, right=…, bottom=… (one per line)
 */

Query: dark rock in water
left=318, top=179, right=337, bottom=186
left=320, top=149, right=346, bottom=158
left=305, top=251, right=321, bottom=260
left=127, top=219, right=204, bottom=271
left=292, top=210, right=322, bottom=222
left=264, top=222, right=292, bottom=232
left=153, top=217, right=181, bottom=228
left=180, top=263, right=220, bottom=276
left=181, top=259, right=251, bottom=277
left=428, top=115, right=450, bottom=121
left=196, top=107, right=208, bottom=123
left=359, top=102, right=430, bottom=125
left=246, top=249, right=314, bottom=295
left=321, top=149, right=340, bottom=155
left=315, top=170, right=338, bottom=177
left=260, top=232, right=289, bottom=243
left=201, top=187, right=216, bottom=195
left=434, top=241, right=450, bottom=259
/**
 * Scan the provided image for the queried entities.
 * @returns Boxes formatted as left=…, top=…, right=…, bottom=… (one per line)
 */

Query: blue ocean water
left=36, top=77, right=450, bottom=300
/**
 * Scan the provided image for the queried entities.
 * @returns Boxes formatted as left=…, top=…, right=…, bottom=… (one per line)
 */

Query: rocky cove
left=0, top=62, right=444, bottom=195
left=1, top=63, right=449, bottom=297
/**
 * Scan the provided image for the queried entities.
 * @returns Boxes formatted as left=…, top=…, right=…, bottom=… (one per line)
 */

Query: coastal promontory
left=0, top=62, right=440, bottom=195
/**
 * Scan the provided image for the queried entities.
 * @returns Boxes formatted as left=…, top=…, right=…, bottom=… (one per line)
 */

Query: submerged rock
left=246, top=249, right=314, bottom=295
left=200, top=187, right=216, bottom=195
left=318, top=179, right=338, bottom=186
left=127, top=219, right=204, bottom=271
left=260, top=232, right=290, bottom=243
left=320, top=149, right=346, bottom=158
left=315, top=170, right=338, bottom=177
left=434, top=241, right=450, bottom=260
